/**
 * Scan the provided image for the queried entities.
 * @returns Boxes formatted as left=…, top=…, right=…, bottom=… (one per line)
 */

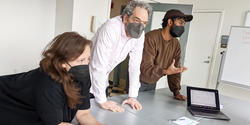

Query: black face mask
left=170, top=24, right=185, bottom=37
left=68, top=65, right=90, bottom=83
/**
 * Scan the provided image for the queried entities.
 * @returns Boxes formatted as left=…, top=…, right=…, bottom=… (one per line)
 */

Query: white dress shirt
left=89, top=16, right=145, bottom=103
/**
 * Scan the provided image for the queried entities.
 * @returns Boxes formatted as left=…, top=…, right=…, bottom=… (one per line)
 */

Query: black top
left=0, top=68, right=90, bottom=125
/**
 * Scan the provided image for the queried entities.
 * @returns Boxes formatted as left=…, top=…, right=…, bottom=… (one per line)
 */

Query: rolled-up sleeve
left=128, top=34, right=145, bottom=98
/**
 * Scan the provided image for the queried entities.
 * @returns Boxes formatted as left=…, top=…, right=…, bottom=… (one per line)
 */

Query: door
left=182, top=11, right=222, bottom=88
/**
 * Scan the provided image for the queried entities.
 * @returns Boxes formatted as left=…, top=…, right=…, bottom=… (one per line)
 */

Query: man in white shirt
left=89, top=0, right=152, bottom=112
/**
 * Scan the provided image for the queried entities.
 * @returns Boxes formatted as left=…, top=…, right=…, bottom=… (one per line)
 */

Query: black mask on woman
left=170, top=24, right=185, bottom=37
left=68, top=65, right=90, bottom=83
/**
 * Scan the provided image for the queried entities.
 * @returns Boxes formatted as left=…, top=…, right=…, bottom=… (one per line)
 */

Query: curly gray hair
left=121, top=0, right=152, bottom=20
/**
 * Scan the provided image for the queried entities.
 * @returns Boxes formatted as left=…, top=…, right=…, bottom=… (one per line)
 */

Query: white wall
left=0, top=0, right=56, bottom=75
left=0, top=0, right=113, bottom=76
left=0, top=0, right=113, bottom=75
left=72, top=0, right=111, bottom=39
left=178, top=0, right=250, bottom=35
left=178, top=0, right=250, bottom=101
left=55, top=0, right=73, bottom=36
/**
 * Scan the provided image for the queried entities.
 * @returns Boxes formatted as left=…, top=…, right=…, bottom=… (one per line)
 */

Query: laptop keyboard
left=191, top=108, right=219, bottom=114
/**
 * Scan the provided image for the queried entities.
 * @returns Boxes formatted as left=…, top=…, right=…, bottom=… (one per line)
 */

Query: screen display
left=190, top=89, right=216, bottom=107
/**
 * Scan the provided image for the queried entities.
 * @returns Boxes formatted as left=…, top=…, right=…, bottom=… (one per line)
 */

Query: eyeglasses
left=131, top=16, right=148, bottom=26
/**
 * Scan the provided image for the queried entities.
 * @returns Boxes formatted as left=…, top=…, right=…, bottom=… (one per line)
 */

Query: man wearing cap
left=139, top=9, right=193, bottom=101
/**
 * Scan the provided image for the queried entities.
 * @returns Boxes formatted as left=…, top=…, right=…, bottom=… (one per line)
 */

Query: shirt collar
left=119, top=16, right=130, bottom=40
left=121, top=24, right=130, bottom=40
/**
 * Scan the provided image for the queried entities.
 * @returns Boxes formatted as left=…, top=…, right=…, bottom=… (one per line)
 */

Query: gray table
left=73, top=87, right=250, bottom=125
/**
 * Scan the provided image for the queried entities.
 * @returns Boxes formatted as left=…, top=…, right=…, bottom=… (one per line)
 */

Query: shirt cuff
left=129, top=97, right=137, bottom=99
left=173, top=90, right=180, bottom=96
left=128, top=86, right=139, bottom=98
left=157, top=67, right=164, bottom=76
left=95, top=97, right=107, bottom=104
left=94, top=93, right=107, bottom=104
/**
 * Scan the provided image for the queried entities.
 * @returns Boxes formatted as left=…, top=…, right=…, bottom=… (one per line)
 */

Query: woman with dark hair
left=0, top=32, right=101, bottom=125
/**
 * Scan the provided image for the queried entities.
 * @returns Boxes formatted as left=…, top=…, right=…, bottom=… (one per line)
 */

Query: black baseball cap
left=163, top=9, right=193, bottom=22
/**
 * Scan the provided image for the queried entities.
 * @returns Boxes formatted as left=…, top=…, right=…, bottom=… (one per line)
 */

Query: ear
left=123, top=14, right=128, bottom=23
left=168, top=19, right=173, bottom=25
left=62, top=63, right=67, bottom=68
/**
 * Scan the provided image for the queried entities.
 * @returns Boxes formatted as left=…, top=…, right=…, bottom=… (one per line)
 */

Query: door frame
left=184, top=10, right=225, bottom=88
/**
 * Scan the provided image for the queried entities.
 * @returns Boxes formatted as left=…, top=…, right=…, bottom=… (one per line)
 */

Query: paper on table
left=173, top=116, right=199, bottom=125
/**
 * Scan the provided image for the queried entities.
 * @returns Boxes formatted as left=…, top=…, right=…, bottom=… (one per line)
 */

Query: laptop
left=187, top=86, right=230, bottom=121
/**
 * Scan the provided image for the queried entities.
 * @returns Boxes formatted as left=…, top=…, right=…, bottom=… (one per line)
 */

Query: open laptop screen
left=190, top=89, right=216, bottom=107
left=187, top=86, right=220, bottom=110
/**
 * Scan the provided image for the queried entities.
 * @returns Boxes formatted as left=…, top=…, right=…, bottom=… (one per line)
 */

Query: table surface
left=72, top=86, right=250, bottom=125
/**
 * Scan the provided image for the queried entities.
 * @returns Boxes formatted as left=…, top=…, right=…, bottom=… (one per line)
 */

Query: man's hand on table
left=99, top=100, right=125, bottom=112
left=99, top=98, right=142, bottom=112
left=174, top=94, right=187, bottom=101
left=122, top=97, right=142, bottom=110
